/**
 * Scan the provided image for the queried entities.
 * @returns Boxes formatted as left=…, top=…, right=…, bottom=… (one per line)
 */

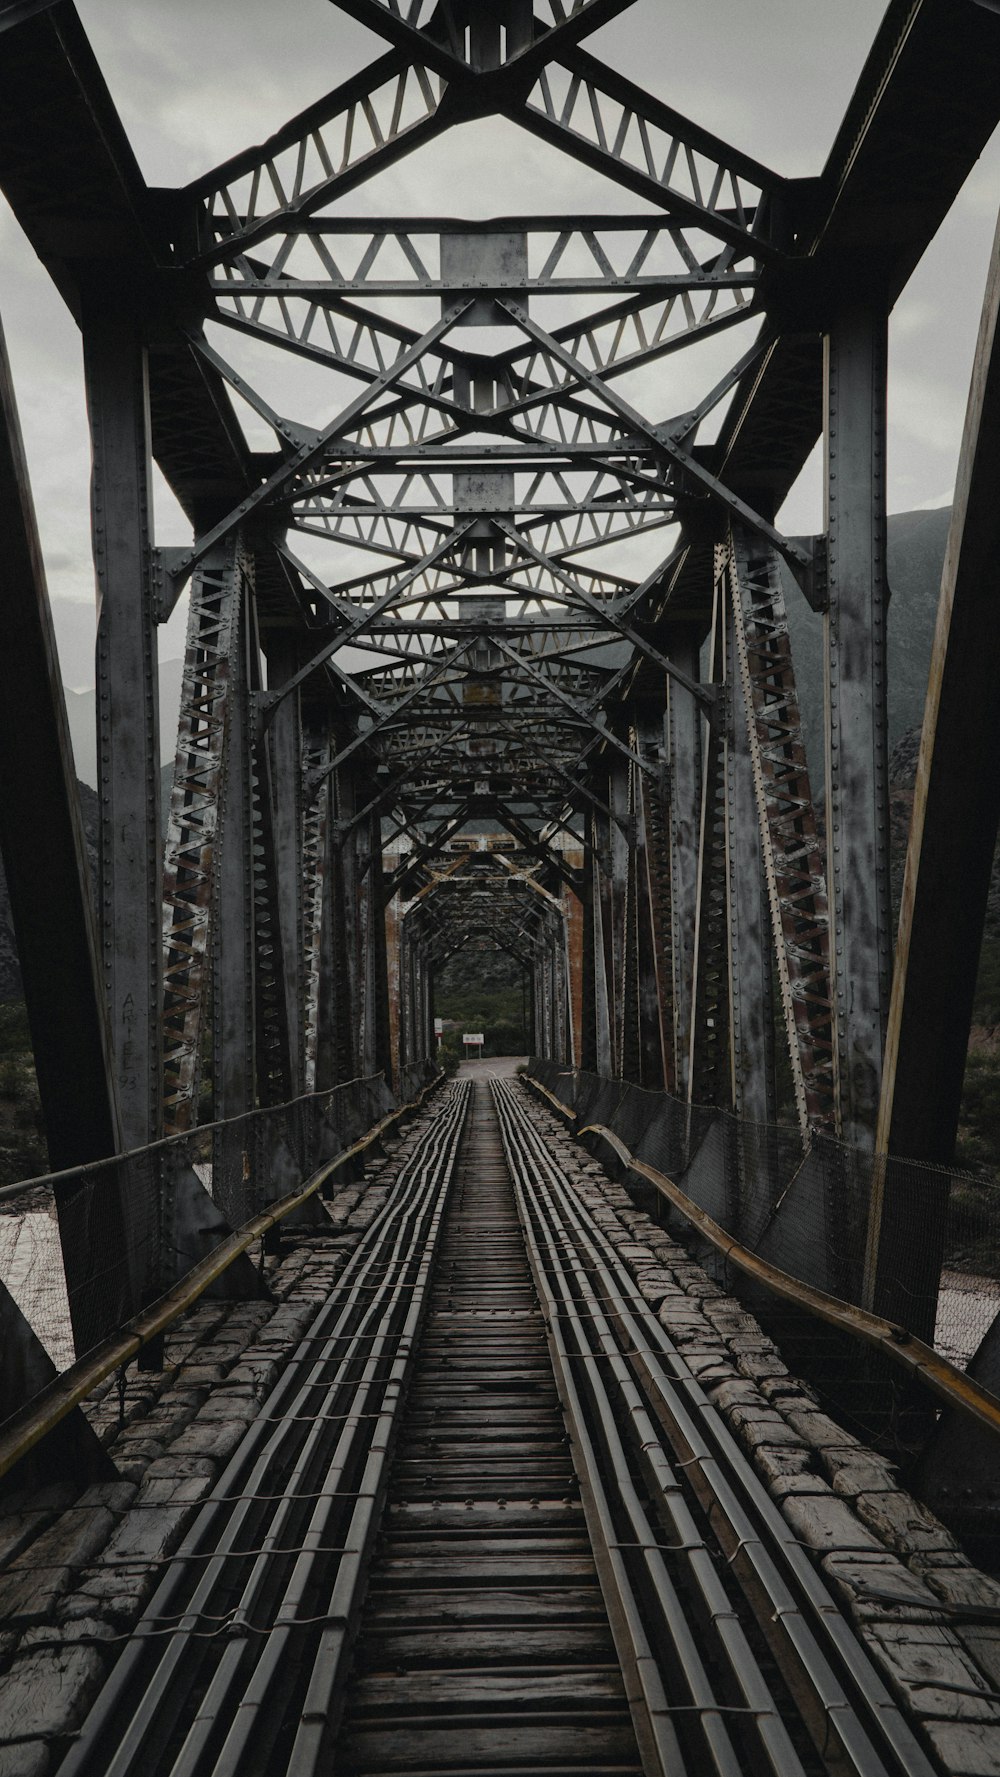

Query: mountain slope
left=781, top=504, right=951, bottom=783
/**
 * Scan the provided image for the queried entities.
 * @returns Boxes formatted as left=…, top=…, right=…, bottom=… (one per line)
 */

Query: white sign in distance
left=462, top=1033, right=485, bottom=1045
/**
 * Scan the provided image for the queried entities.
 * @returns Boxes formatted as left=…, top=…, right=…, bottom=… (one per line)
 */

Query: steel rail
left=0, top=1071, right=403, bottom=1210
left=0, top=1072, right=444, bottom=1485
left=584, top=1123, right=1000, bottom=1441
left=523, top=1073, right=1000, bottom=1441
left=58, top=1081, right=471, bottom=1777
left=492, top=1078, right=938, bottom=1777
left=494, top=1085, right=804, bottom=1777
left=38, top=1072, right=941, bottom=1776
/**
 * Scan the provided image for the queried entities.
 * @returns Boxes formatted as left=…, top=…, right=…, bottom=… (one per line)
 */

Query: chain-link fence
left=0, top=1061, right=437, bottom=1389
left=527, top=1059, right=1000, bottom=1372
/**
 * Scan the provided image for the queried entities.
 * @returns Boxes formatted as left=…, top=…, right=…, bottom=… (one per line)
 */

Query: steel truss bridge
left=3, top=0, right=1000, bottom=1722
left=4, top=0, right=1000, bottom=1373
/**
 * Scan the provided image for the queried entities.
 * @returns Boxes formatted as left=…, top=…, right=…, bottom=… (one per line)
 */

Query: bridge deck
left=337, top=1080, right=641, bottom=1774
left=1, top=1080, right=999, bottom=1774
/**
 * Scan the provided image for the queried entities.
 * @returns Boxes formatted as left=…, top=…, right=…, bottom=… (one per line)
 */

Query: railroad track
left=492, top=1079, right=936, bottom=1777
left=57, top=1077, right=938, bottom=1777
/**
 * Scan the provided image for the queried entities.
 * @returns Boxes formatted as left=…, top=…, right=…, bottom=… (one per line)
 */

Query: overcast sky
left=2, top=0, right=999, bottom=692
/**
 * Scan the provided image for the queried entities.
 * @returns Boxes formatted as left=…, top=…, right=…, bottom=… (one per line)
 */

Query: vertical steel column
left=689, top=577, right=731, bottom=1106
left=214, top=589, right=256, bottom=1120
left=249, top=690, right=294, bottom=1108
left=552, top=909, right=571, bottom=1066
left=728, top=525, right=834, bottom=1135
left=561, top=893, right=578, bottom=1069
left=403, top=926, right=421, bottom=1069
left=563, top=862, right=584, bottom=1067
left=423, top=950, right=435, bottom=1066
left=542, top=926, right=555, bottom=1062
left=539, top=924, right=551, bottom=1063
left=590, top=825, right=614, bottom=1075
left=394, top=915, right=410, bottom=1074
left=316, top=761, right=343, bottom=1091
left=404, top=933, right=416, bottom=1071
left=409, top=936, right=422, bottom=1070
left=609, top=756, right=631, bottom=1078
left=266, top=638, right=305, bottom=1096
left=349, top=789, right=389, bottom=1082
left=315, top=828, right=337, bottom=1092
left=868, top=209, right=1000, bottom=1332
left=593, top=788, right=618, bottom=1073
left=666, top=626, right=703, bottom=1098
left=824, top=306, right=891, bottom=1147
left=161, top=536, right=245, bottom=1132
left=534, top=929, right=549, bottom=1061
left=531, top=949, right=543, bottom=1058
left=634, top=709, right=671, bottom=1091
left=301, top=728, right=332, bottom=1094
left=356, top=808, right=377, bottom=1078
left=366, top=814, right=394, bottom=1083
left=83, top=283, right=162, bottom=1149
left=425, top=955, right=437, bottom=1067
left=620, top=759, right=642, bottom=1085
left=332, top=765, right=362, bottom=1083
left=0, top=311, right=125, bottom=1363
left=543, top=932, right=555, bottom=1060
left=724, top=590, right=776, bottom=1125
left=0, top=313, right=120, bottom=1169
left=579, top=831, right=599, bottom=1072
left=410, top=926, right=423, bottom=1070
left=410, top=938, right=422, bottom=1059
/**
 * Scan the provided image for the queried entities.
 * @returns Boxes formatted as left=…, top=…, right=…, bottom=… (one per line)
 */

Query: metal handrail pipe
left=0, top=1072, right=443, bottom=1485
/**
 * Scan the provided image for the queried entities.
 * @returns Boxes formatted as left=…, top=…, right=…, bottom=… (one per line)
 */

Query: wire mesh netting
left=0, top=1062, right=434, bottom=1407
left=398, top=1060, right=435, bottom=1107
left=527, top=1058, right=1000, bottom=1372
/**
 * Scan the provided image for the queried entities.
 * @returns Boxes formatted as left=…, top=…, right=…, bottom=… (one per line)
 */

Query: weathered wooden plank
left=341, top=1720, right=642, bottom=1769
left=387, top=1502, right=585, bottom=1532
left=362, top=1627, right=617, bottom=1666
left=351, top=1670, right=629, bottom=1710
left=363, top=1587, right=611, bottom=1625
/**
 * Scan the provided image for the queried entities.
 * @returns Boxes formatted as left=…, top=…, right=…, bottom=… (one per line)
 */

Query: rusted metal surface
left=728, top=525, right=835, bottom=1136
left=688, top=573, right=730, bottom=1107
left=724, top=584, right=775, bottom=1128
left=214, top=589, right=257, bottom=1121
left=249, top=713, right=295, bottom=1109
left=300, top=729, right=332, bottom=1094
left=632, top=718, right=668, bottom=1090
left=823, top=308, right=891, bottom=1149
left=83, top=283, right=164, bottom=1153
left=665, top=630, right=702, bottom=1099
left=266, top=638, right=307, bottom=1097
left=161, top=536, right=247, bottom=1134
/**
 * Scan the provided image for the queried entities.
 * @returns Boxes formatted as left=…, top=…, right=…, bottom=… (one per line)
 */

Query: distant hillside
left=65, top=657, right=185, bottom=789
left=0, top=766, right=175, bottom=1004
left=781, top=504, right=950, bottom=786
